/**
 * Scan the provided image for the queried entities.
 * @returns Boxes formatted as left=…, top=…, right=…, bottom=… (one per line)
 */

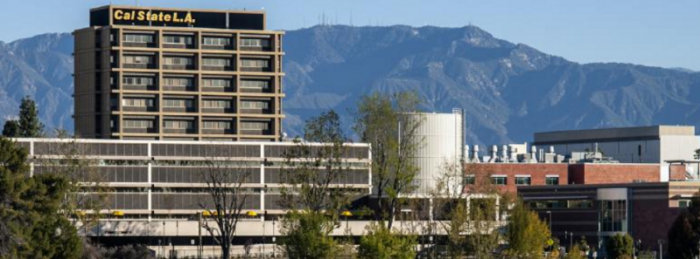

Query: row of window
left=121, top=77, right=269, bottom=90
left=121, top=98, right=267, bottom=110
left=162, top=99, right=194, bottom=108
left=122, top=34, right=268, bottom=47
left=122, top=56, right=269, bottom=68
left=464, top=175, right=560, bottom=186
left=528, top=199, right=595, bottom=210
left=123, top=120, right=269, bottom=131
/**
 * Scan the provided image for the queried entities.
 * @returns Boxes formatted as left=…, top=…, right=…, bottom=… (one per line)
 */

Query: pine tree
left=0, top=137, right=82, bottom=258
left=2, top=120, right=20, bottom=137
left=18, top=96, right=44, bottom=137
left=668, top=195, right=700, bottom=259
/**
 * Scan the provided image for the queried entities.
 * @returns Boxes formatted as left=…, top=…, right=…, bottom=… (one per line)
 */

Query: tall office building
left=73, top=5, right=285, bottom=141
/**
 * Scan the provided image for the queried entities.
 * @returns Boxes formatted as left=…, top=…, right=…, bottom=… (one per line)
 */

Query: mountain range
left=1, top=25, right=699, bottom=145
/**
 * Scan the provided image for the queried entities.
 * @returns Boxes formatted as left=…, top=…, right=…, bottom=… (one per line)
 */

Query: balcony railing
left=163, top=43, right=195, bottom=49
left=162, top=64, right=196, bottom=71
left=202, top=129, right=236, bottom=135
left=202, top=45, right=234, bottom=50
left=122, top=63, right=156, bottom=69
left=162, top=86, right=196, bottom=92
left=123, top=128, right=158, bottom=134
left=122, top=84, right=158, bottom=91
left=202, top=66, right=234, bottom=72
left=163, top=128, right=197, bottom=134
left=240, top=46, right=272, bottom=52
left=122, top=106, right=158, bottom=113
left=240, top=67, right=271, bottom=72
left=202, top=86, right=235, bottom=93
left=202, top=107, right=235, bottom=114
left=122, top=42, right=156, bottom=48
left=162, top=107, right=196, bottom=113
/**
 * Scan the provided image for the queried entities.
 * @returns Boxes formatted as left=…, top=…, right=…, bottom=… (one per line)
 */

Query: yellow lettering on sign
left=184, top=13, right=194, bottom=23
left=113, top=9, right=196, bottom=24
left=114, top=10, right=123, bottom=20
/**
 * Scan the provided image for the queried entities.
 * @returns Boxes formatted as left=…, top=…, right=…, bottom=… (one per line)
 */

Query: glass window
left=600, top=200, right=627, bottom=232
left=122, top=98, right=153, bottom=107
left=464, top=175, right=476, bottom=185
left=163, top=78, right=193, bottom=87
left=163, top=57, right=193, bottom=65
left=203, top=37, right=231, bottom=46
left=202, top=58, right=230, bottom=67
left=240, top=59, right=269, bottom=68
left=203, top=121, right=231, bottom=130
left=546, top=176, right=559, bottom=186
left=163, top=35, right=193, bottom=44
left=240, top=80, right=269, bottom=90
left=124, top=120, right=153, bottom=129
left=515, top=176, right=531, bottom=186
left=680, top=199, right=692, bottom=208
left=123, top=55, right=152, bottom=64
left=491, top=176, right=507, bottom=186
left=202, top=100, right=231, bottom=109
left=122, top=76, right=154, bottom=86
left=241, top=122, right=269, bottom=130
left=163, top=99, right=193, bottom=108
left=163, top=120, right=194, bottom=129
left=123, top=34, right=153, bottom=43
left=202, top=79, right=230, bottom=88
left=240, top=38, right=270, bottom=47
left=240, top=101, right=270, bottom=109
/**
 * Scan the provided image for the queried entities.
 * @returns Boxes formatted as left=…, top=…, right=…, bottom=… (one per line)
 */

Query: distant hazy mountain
left=1, top=26, right=699, bottom=144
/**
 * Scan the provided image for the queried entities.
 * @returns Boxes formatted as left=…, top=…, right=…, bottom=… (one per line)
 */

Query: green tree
left=280, top=211, right=337, bottom=259
left=2, top=120, right=19, bottom=137
left=668, top=194, right=700, bottom=259
left=606, top=233, right=634, bottom=259
left=353, top=91, right=423, bottom=229
left=0, top=137, right=82, bottom=258
left=563, top=244, right=586, bottom=259
left=280, top=110, right=358, bottom=258
left=504, top=201, right=551, bottom=259
left=357, top=223, right=416, bottom=259
left=18, top=96, right=44, bottom=137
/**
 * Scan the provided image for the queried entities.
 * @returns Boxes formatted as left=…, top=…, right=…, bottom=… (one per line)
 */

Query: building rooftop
left=534, top=125, right=696, bottom=144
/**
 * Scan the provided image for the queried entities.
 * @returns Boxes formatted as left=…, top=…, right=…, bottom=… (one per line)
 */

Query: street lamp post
left=341, top=210, right=353, bottom=235
left=546, top=211, right=552, bottom=232
left=570, top=232, right=574, bottom=250
left=247, top=211, right=259, bottom=257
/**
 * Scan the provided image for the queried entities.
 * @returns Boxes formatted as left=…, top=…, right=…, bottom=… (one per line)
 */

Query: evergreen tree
left=2, top=120, right=19, bottom=137
left=18, top=96, right=44, bottom=137
left=668, top=194, right=700, bottom=259
left=0, top=137, right=82, bottom=258
left=606, top=233, right=634, bottom=259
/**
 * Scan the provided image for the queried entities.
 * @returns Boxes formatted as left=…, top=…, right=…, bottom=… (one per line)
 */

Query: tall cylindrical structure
left=405, top=111, right=464, bottom=196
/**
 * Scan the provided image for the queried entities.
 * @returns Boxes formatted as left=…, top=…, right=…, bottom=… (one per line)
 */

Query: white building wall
left=407, top=112, right=464, bottom=196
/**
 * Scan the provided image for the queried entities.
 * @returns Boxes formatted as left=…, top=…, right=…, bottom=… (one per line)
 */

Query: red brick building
left=465, top=163, right=687, bottom=195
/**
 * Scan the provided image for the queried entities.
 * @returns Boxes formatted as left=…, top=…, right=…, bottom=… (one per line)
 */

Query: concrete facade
left=74, top=5, right=285, bottom=141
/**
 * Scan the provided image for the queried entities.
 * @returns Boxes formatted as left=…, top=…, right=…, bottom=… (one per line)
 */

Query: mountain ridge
left=1, top=26, right=699, bottom=144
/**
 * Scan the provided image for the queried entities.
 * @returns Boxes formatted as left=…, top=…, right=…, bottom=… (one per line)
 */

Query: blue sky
left=0, top=0, right=698, bottom=70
